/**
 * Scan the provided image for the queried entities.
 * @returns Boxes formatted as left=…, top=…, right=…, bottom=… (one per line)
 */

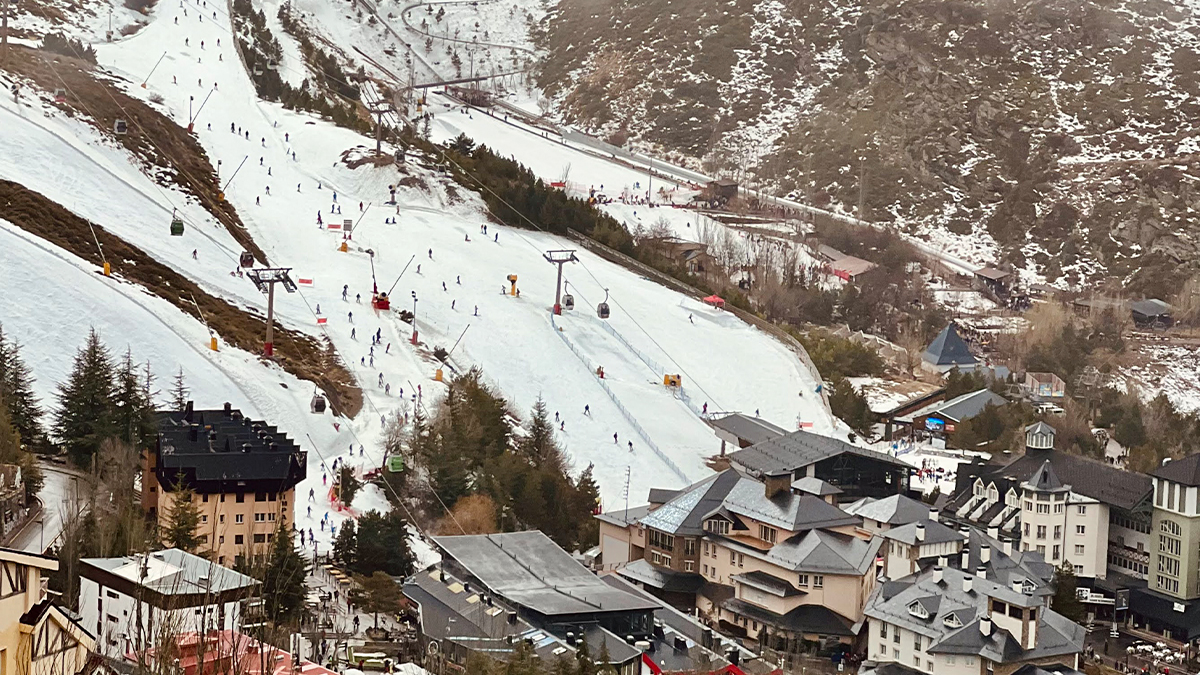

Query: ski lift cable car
left=561, top=280, right=574, bottom=311
left=310, top=387, right=327, bottom=414
left=240, top=251, right=254, bottom=268
left=597, top=288, right=610, bottom=320
left=114, top=119, right=129, bottom=135
left=170, top=208, right=185, bottom=236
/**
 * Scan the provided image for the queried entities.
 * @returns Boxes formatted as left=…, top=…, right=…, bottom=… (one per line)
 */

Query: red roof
left=703, top=295, right=726, bottom=307
left=131, top=630, right=338, bottom=675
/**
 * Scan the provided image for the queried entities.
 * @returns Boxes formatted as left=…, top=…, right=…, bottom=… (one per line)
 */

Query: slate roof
left=648, top=488, right=682, bottom=504
left=639, top=470, right=741, bottom=536
left=1025, top=460, right=1066, bottom=491
left=731, top=570, right=805, bottom=597
left=882, top=519, right=964, bottom=546
left=843, top=494, right=930, bottom=526
left=951, top=529, right=1054, bottom=599
left=975, top=268, right=1011, bottom=281
left=923, top=325, right=979, bottom=367
left=594, top=504, right=652, bottom=527
left=722, top=598, right=856, bottom=637
left=1153, top=454, right=1200, bottom=487
left=718, top=477, right=861, bottom=531
left=866, top=566, right=1083, bottom=664
left=1131, top=299, right=1171, bottom=317
left=728, top=429, right=909, bottom=477
left=155, top=403, right=305, bottom=490
left=997, top=449, right=1151, bottom=511
left=710, top=413, right=787, bottom=446
left=791, top=476, right=844, bottom=497
left=759, top=529, right=883, bottom=575
left=1025, top=421, right=1056, bottom=436
left=433, top=531, right=660, bottom=617
left=616, top=559, right=705, bottom=594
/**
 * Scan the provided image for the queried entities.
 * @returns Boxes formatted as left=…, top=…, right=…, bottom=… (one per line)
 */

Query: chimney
left=933, top=566, right=944, bottom=584
left=673, top=636, right=688, bottom=652
left=981, top=545, right=991, bottom=564
left=938, top=556, right=948, bottom=567
left=763, top=470, right=791, bottom=499
left=916, top=523, right=926, bottom=542
left=963, top=575, right=973, bottom=593
left=223, top=401, right=232, bottom=416
left=980, top=615, right=992, bottom=638
left=976, top=566, right=987, bottom=579
left=1002, top=540, right=1012, bottom=556
left=987, top=526, right=999, bottom=540
left=929, top=509, right=940, bottom=523
left=961, top=550, right=970, bottom=570
left=185, top=400, right=195, bottom=422
left=1012, top=580, right=1023, bottom=594
left=566, top=632, right=575, bottom=646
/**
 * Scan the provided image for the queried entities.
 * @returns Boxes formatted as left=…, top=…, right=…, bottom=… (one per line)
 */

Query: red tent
left=703, top=294, right=726, bottom=308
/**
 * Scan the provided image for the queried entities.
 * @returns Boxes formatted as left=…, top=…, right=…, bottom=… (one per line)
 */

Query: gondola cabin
left=310, top=394, right=327, bottom=414
left=114, top=119, right=128, bottom=135
left=597, top=302, right=610, bottom=319
left=170, top=216, right=185, bottom=236
left=562, top=293, right=575, bottom=310
left=239, top=251, right=254, bottom=268
left=53, top=88, right=66, bottom=103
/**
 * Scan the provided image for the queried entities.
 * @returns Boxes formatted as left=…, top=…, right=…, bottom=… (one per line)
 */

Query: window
left=731, top=551, right=736, bottom=565
left=235, top=535, right=244, bottom=545
left=255, top=513, right=266, bottom=522
left=893, top=629, right=901, bottom=644
left=928, top=661, right=934, bottom=672
left=880, top=623, right=888, bottom=638
left=236, top=493, right=245, bottom=503
left=202, top=494, right=209, bottom=503
left=1036, top=503, right=1050, bottom=514
left=943, top=614, right=962, bottom=629
left=106, top=590, right=118, bottom=599
left=1023, top=523, right=1030, bottom=536
left=201, top=515, right=208, bottom=523
left=684, top=560, right=694, bottom=572
left=648, top=530, right=675, bottom=550
left=255, top=492, right=266, bottom=502
left=219, top=536, right=225, bottom=544
left=738, top=553, right=745, bottom=568
left=1036, top=525, right=1046, bottom=539
left=235, top=514, right=244, bottom=524
left=706, top=519, right=731, bottom=535
left=269, top=512, right=276, bottom=522
left=914, top=657, right=921, bottom=668
left=1162, top=519, right=1183, bottom=537
left=703, top=564, right=709, bottom=576
left=894, top=649, right=900, bottom=660
left=798, top=574, right=809, bottom=587
left=269, top=492, right=277, bottom=501
left=759, top=525, right=777, bottom=544
left=219, top=515, right=225, bottom=524
left=1076, top=525, right=1086, bottom=535
left=947, top=656, right=957, bottom=665
left=1158, top=556, right=1181, bottom=576
left=1161, top=535, right=1182, bottom=556
left=220, top=494, right=226, bottom=502
left=908, top=602, right=930, bottom=620
left=974, top=480, right=985, bottom=497
left=1075, top=544, right=1085, bottom=556
left=1157, top=575, right=1180, bottom=594
left=1053, top=525, right=1062, bottom=540
left=1054, top=503, right=1064, bottom=514
left=1052, top=545, right=1060, bottom=561
left=1077, top=505, right=1087, bottom=515
left=684, top=538, right=697, bottom=556
left=1024, top=501, right=1032, bottom=511
left=1036, top=545, right=1046, bottom=555
left=879, top=644, right=887, bottom=657
left=253, top=533, right=266, bottom=543
left=914, top=635, right=923, bottom=651
left=703, top=542, right=710, bottom=556
left=1074, top=565, right=1083, bottom=575
left=813, top=575, right=823, bottom=588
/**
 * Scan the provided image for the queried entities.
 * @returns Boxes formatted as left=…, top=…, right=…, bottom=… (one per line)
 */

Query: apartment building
left=80, top=548, right=261, bottom=655
left=863, top=566, right=1083, bottom=675
left=0, top=546, right=94, bottom=675
left=597, top=467, right=883, bottom=649
left=143, top=402, right=307, bottom=566
left=846, top=495, right=933, bottom=535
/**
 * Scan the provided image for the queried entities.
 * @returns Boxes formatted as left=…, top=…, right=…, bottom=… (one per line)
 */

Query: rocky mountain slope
left=537, top=0, right=1200, bottom=293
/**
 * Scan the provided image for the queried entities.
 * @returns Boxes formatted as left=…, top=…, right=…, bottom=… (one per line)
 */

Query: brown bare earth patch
left=6, top=45, right=268, bottom=264
left=0, top=179, right=363, bottom=417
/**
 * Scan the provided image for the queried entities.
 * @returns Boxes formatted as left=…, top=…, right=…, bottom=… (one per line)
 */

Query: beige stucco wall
left=156, top=488, right=293, bottom=566
left=1019, top=490, right=1108, bottom=579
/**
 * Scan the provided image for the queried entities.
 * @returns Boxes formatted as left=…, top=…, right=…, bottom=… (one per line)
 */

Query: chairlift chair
left=310, top=393, right=327, bottom=414
left=239, top=251, right=254, bottom=268
left=114, top=119, right=129, bottom=135
left=597, top=288, right=610, bottom=319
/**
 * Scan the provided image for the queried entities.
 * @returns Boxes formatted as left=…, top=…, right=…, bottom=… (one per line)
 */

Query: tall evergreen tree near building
left=162, top=473, right=203, bottom=553
left=113, top=349, right=157, bottom=448
left=1051, top=560, right=1084, bottom=623
left=354, top=510, right=415, bottom=576
left=517, top=397, right=564, bottom=473
left=0, top=324, right=45, bottom=451
left=0, top=390, right=43, bottom=501
left=349, top=571, right=403, bottom=629
left=54, top=329, right=116, bottom=466
left=260, top=527, right=308, bottom=625
left=169, top=367, right=189, bottom=411
left=332, top=519, right=357, bottom=568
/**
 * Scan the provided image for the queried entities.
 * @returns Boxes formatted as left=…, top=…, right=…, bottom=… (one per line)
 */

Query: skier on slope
left=613, top=432, right=618, bottom=444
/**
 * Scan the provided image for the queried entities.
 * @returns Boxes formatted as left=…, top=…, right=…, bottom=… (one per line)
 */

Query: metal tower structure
left=247, top=267, right=297, bottom=357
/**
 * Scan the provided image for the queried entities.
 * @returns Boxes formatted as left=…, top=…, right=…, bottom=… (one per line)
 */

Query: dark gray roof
left=912, top=595, right=942, bottom=615
left=1153, top=454, right=1200, bottom=487
left=639, top=470, right=741, bottom=536
left=913, top=389, right=1008, bottom=424
left=863, top=664, right=928, bottom=675
left=156, top=403, right=305, bottom=490
left=595, top=504, right=652, bottom=527
left=1025, top=421, right=1056, bottom=436
left=791, top=476, right=843, bottom=496
left=996, top=449, right=1151, bottom=511
left=433, top=531, right=660, bottom=616
left=975, top=268, right=1011, bottom=281
left=1131, top=299, right=1171, bottom=317
left=883, top=519, right=964, bottom=546
left=709, top=413, right=787, bottom=446
left=731, top=571, right=804, bottom=598
left=923, top=324, right=978, bottom=366
left=760, top=529, right=883, bottom=575
left=717, top=476, right=860, bottom=531
left=648, top=488, right=682, bottom=504
left=728, top=429, right=909, bottom=477
left=616, top=559, right=705, bottom=593
left=844, top=494, right=930, bottom=526
left=952, top=529, right=1054, bottom=597
left=1010, top=665, right=1087, bottom=675
left=1025, top=460, right=1065, bottom=491
left=722, top=598, right=855, bottom=636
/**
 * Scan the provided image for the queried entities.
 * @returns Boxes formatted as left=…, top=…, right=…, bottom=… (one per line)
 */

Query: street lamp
left=410, top=291, right=418, bottom=345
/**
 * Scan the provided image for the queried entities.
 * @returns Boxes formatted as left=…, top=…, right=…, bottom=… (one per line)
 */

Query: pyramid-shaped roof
left=1024, top=459, right=1066, bottom=492
left=923, top=324, right=979, bottom=366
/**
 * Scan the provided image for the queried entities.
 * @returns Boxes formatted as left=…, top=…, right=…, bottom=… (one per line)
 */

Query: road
left=8, top=462, right=85, bottom=554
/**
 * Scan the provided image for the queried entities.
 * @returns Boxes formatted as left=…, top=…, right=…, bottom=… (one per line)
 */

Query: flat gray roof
left=434, top=531, right=660, bottom=617
left=710, top=413, right=787, bottom=446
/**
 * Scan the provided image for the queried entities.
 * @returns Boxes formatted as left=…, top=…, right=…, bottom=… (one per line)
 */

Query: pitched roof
left=156, top=404, right=305, bottom=489
left=709, top=413, right=787, bottom=446
left=762, top=529, right=883, bottom=575
left=432, top=531, right=660, bottom=617
left=81, top=549, right=259, bottom=596
left=843, top=494, right=930, bottom=526
left=717, top=477, right=860, bottom=531
left=975, top=268, right=1011, bottom=281
left=731, top=570, right=805, bottom=597
left=923, top=325, right=979, bottom=366
left=616, top=559, right=705, bottom=593
left=1025, top=460, right=1066, bottom=491
left=1153, top=454, right=1200, bottom=487
left=1131, top=299, right=1171, bottom=317
left=1025, top=421, right=1056, bottom=436
left=722, top=597, right=855, bottom=636
left=791, top=476, right=844, bottom=497
left=639, top=470, right=741, bottom=536
left=995, top=449, right=1151, bottom=511
left=728, top=429, right=909, bottom=477
left=883, top=519, right=964, bottom=546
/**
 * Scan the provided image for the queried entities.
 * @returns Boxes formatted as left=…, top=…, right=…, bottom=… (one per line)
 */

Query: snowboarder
left=386, top=342, right=391, bottom=353
left=456, top=276, right=461, bottom=285
left=267, top=167, right=271, bottom=176
left=702, top=402, right=707, bottom=414
left=442, top=282, right=447, bottom=291
left=451, top=300, right=456, bottom=310
left=464, top=234, right=470, bottom=242
left=689, top=314, right=694, bottom=324
left=416, top=264, right=421, bottom=274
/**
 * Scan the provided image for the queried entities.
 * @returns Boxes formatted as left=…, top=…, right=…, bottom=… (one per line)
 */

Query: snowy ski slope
left=0, top=0, right=838, bottom=551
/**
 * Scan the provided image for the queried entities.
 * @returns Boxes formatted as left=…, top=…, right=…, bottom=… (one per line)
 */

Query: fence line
left=548, top=314, right=688, bottom=483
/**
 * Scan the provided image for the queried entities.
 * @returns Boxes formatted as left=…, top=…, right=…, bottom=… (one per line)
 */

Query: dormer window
left=705, top=519, right=731, bottom=535
left=987, top=485, right=999, bottom=503
left=1021, top=580, right=1038, bottom=594
left=943, top=614, right=963, bottom=629
left=908, top=601, right=930, bottom=620
left=974, top=479, right=985, bottom=498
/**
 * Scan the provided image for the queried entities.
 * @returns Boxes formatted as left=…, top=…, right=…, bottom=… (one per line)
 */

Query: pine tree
left=261, top=526, right=308, bottom=625
left=1051, top=560, right=1084, bottom=623
left=355, top=510, right=415, bottom=576
left=170, top=367, right=189, bottom=410
left=162, top=473, right=203, bottom=553
left=332, top=519, right=358, bottom=568
left=349, top=571, right=403, bottom=630
left=335, top=464, right=361, bottom=506
left=0, top=324, right=45, bottom=451
left=0, top=390, right=41, bottom=501
left=518, top=397, right=560, bottom=470
left=113, top=349, right=157, bottom=448
left=54, top=329, right=116, bottom=467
